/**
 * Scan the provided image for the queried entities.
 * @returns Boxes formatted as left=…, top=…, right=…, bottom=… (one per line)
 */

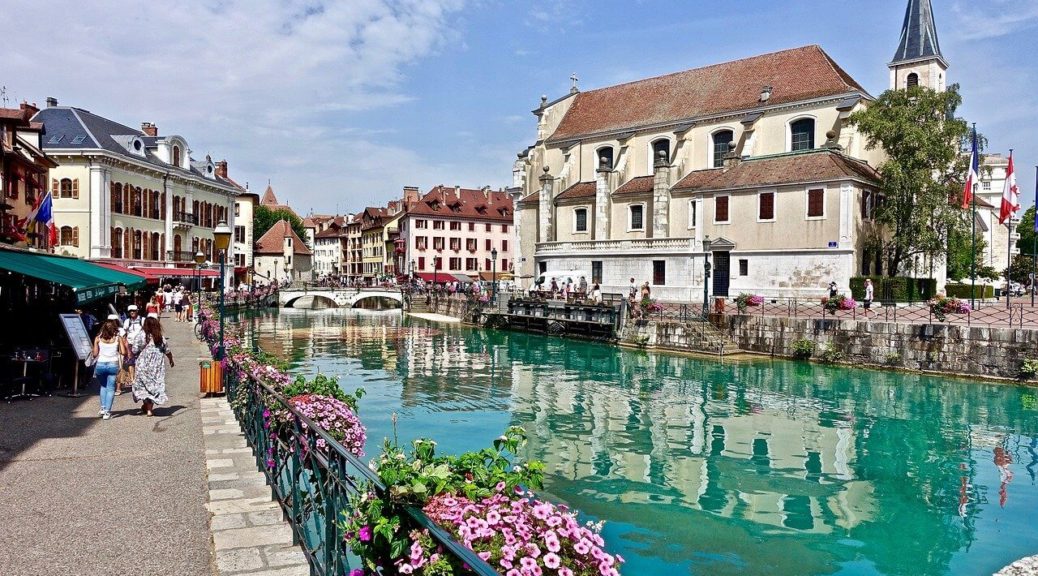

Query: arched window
left=133, top=230, right=143, bottom=259
left=651, top=139, right=671, bottom=165
left=906, top=73, right=919, bottom=89
left=133, top=187, right=143, bottom=216
left=172, top=145, right=181, bottom=167
left=59, top=178, right=76, bottom=199
left=595, top=146, right=614, bottom=171
left=711, top=130, right=735, bottom=168
left=790, top=118, right=815, bottom=152
left=60, top=226, right=75, bottom=246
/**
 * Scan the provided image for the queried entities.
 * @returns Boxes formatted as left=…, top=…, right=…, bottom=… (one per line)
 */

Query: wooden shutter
left=715, top=196, right=729, bottom=222
left=52, top=179, right=59, bottom=195
left=72, top=179, right=79, bottom=199
left=72, top=227, right=80, bottom=247
left=808, top=188, right=824, bottom=217
left=759, top=192, right=774, bottom=220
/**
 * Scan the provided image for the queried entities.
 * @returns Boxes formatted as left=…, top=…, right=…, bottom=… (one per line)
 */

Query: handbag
left=85, top=352, right=97, bottom=367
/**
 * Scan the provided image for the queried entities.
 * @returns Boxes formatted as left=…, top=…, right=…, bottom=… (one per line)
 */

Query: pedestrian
left=828, top=281, right=838, bottom=300
left=578, top=276, right=588, bottom=299
left=863, top=278, right=874, bottom=318
left=131, top=316, right=174, bottom=417
left=591, top=282, right=602, bottom=304
left=173, top=288, right=184, bottom=322
left=641, top=282, right=651, bottom=300
left=182, top=292, right=193, bottom=322
left=93, top=318, right=126, bottom=420
left=628, top=277, right=637, bottom=299
left=550, top=278, right=559, bottom=298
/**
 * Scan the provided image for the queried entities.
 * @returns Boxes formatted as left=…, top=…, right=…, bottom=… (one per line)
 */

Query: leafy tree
left=946, top=228, right=997, bottom=281
left=1014, top=204, right=1037, bottom=254
left=849, top=86, right=976, bottom=277
left=1006, top=254, right=1034, bottom=285
left=254, top=205, right=309, bottom=247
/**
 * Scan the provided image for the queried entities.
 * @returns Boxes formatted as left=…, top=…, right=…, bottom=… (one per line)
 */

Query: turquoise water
left=251, top=309, right=1038, bottom=576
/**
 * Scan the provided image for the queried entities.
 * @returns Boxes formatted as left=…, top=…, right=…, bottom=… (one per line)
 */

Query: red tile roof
left=407, top=186, right=514, bottom=222
left=555, top=181, right=597, bottom=201
left=260, top=184, right=279, bottom=205
left=672, top=150, right=880, bottom=192
left=547, top=45, right=867, bottom=143
left=613, top=176, right=654, bottom=196
left=254, top=220, right=312, bottom=255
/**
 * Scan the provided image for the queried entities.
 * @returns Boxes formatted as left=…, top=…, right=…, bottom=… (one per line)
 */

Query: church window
left=596, top=146, right=614, bottom=170
left=790, top=118, right=815, bottom=152
left=651, top=139, right=671, bottom=165
left=629, top=204, right=644, bottom=231
left=574, top=208, right=588, bottom=232
left=711, top=130, right=734, bottom=168
left=906, top=73, right=919, bottom=88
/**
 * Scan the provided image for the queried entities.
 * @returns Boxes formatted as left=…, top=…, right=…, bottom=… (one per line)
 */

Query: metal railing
left=727, top=298, right=1038, bottom=329
left=225, top=372, right=500, bottom=576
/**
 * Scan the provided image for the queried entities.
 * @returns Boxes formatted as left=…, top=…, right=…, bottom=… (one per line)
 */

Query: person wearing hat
left=121, top=306, right=144, bottom=394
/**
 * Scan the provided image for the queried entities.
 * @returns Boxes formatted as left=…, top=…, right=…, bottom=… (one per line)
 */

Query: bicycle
left=194, top=311, right=208, bottom=342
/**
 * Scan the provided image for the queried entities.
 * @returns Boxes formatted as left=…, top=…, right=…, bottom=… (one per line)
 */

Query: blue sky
left=2, top=0, right=1037, bottom=213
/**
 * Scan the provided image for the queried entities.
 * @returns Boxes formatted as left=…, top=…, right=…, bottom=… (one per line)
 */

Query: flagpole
left=970, top=123, right=977, bottom=311
left=1033, top=166, right=1037, bottom=307
left=1007, top=149, right=1013, bottom=310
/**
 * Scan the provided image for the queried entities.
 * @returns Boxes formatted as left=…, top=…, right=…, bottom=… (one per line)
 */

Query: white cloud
left=0, top=0, right=467, bottom=209
left=950, top=1, right=1038, bottom=41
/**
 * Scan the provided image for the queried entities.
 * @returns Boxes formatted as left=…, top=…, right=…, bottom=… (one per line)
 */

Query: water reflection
left=243, top=309, right=1038, bottom=576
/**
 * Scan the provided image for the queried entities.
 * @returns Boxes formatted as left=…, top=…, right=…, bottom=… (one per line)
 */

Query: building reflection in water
left=243, top=309, right=1038, bottom=576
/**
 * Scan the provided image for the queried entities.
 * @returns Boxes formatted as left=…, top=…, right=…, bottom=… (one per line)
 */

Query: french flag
left=31, top=192, right=57, bottom=246
left=961, top=128, right=979, bottom=209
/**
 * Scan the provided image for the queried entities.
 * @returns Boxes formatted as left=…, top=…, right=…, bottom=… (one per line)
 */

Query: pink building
left=400, top=185, right=514, bottom=284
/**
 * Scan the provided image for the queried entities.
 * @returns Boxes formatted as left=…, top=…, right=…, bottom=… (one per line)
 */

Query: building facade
left=33, top=99, right=237, bottom=283
left=401, top=185, right=514, bottom=284
left=0, top=102, right=57, bottom=248
left=253, top=220, right=312, bottom=284
left=515, top=1, right=948, bottom=299
left=232, top=186, right=259, bottom=284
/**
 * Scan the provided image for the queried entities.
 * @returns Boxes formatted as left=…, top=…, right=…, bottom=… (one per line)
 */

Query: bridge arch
left=283, top=294, right=339, bottom=309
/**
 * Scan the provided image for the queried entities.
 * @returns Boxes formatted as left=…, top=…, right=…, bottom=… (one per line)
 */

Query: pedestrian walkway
left=0, top=316, right=211, bottom=576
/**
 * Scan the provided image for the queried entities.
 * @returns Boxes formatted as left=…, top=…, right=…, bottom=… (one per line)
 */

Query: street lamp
left=433, top=256, right=439, bottom=289
left=491, top=247, right=498, bottom=301
left=194, top=250, right=205, bottom=304
left=213, top=221, right=232, bottom=360
left=702, top=235, right=712, bottom=318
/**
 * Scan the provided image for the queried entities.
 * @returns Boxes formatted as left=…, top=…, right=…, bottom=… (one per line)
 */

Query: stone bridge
left=277, top=287, right=404, bottom=308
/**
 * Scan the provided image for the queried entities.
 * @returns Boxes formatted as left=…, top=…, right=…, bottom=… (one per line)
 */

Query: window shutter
left=808, top=189, right=824, bottom=217
left=52, top=179, right=59, bottom=195
left=716, top=196, right=729, bottom=222
left=72, top=179, right=79, bottom=199
left=73, top=227, right=80, bottom=247
left=759, top=193, right=774, bottom=220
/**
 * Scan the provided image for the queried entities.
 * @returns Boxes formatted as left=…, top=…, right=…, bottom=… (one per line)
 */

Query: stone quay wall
left=721, top=315, right=1038, bottom=379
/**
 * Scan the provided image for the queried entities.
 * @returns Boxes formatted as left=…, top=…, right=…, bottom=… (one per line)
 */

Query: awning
left=478, top=271, right=513, bottom=281
left=48, top=258, right=148, bottom=292
left=415, top=272, right=448, bottom=282
left=93, top=261, right=150, bottom=286
left=0, top=249, right=121, bottom=304
left=132, top=266, right=219, bottom=280
left=451, top=273, right=474, bottom=283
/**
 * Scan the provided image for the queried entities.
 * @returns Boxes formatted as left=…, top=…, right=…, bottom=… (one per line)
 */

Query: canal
left=249, top=308, right=1038, bottom=576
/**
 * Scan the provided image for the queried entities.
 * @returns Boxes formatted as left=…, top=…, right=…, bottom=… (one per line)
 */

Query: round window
left=133, top=140, right=142, bottom=151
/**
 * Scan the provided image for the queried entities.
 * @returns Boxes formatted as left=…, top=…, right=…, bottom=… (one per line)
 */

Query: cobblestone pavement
left=0, top=316, right=211, bottom=576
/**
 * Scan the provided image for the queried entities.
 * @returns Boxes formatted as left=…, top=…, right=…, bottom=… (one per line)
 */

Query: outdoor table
left=5, top=348, right=49, bottom=401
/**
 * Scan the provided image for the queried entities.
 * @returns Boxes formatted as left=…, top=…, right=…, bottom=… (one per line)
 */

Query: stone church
left=513, top=0, right=952, bottom=300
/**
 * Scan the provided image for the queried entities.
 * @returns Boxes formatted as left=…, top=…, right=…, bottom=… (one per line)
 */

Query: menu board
left=60, top=313, right=93, bottom=361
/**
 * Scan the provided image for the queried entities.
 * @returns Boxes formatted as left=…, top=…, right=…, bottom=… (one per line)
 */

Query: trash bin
left=199, top=359, right=224, bottom=395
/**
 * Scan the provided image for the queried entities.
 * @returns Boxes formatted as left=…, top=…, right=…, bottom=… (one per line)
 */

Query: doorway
left=712, top=251, right=730, bottom=297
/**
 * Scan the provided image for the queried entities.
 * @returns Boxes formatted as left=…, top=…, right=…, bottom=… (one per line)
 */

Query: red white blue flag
left=998, top=151, right=1019, bottom=225
left=31, top=192, right=57, bottom=246
left=962, top=128, right=979, bottom=210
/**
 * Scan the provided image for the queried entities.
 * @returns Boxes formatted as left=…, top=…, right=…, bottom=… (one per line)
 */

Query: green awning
left=43, top=256, right=147, bottom=292
left=0, top=249, right=124, bottom=304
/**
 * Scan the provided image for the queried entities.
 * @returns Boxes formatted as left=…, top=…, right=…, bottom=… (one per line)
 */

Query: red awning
left=415, top=272, right=446, bottom=282
left=93, top=261, right=151, bottom=282
left=132, top=266, right=219, bottom=280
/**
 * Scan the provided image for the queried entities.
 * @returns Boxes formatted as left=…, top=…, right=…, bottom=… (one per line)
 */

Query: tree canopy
left=254, top=205, right=309, bottom=248
left=848, top=85, right=976, bottom=278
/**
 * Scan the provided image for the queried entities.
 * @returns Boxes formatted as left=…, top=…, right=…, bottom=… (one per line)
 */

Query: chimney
left=403, top=186, right=419, bottom=204
left=141, top=122, right=158, bottom=137
left=46, top=97, right=58, bottom=108
left=454, top=185, right=461, bottom=199
left=215, top=160, right=229, bottom=179
left=20, top=101, right=39, bottom=118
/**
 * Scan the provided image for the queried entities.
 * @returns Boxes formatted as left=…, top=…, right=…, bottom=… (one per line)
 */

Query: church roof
left=260, top=185, right=279, bottom=206
left=546, top=45, right=868, bottom=144
left=891, top=0, right=944, bottom=66
left=672, top=149, right=880, bottom=192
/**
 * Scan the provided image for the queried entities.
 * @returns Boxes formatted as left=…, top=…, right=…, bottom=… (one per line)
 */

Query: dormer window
left=133, top=140, right=143, bottom=152
left=172, top=145, right=181, bottom=167
left=711, top=130, right=734, bottom=168
left=596, top=146, right=614, bottom=170
left=651, top=139, right=671, bottom=164
left=790, top=118, right=815, bottom=152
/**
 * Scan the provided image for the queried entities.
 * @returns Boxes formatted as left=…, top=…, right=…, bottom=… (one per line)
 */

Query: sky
left=2, top=0, right=1037, bottom=214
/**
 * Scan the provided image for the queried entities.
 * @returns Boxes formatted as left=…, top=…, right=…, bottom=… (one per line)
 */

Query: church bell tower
left=889, top=0, right=948, bottom=92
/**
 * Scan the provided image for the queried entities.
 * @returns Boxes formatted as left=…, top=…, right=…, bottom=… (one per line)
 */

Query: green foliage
left=735, top=293, right=752, bottom=313
left=341, top=427, right=544, bottom=573
left=282, top=373, right=365, bottom=412
left=947, top=228, right=999, bottom=281
left=885, top=352, right=902, bottom=366
left=1006, top=254, right=1035, bottom=285
left=944, top=283, right=994, bottom=300
left=254, top=205, right=309, bottom=248
left=849, top=86, right=976, bottom=277
left=791, top=338, right=814, bottom=360
left=1019, top=358, right=1038, bottom=380
left=819, top=343, right=842, bottom=364
left=850, top=276, right=936, bottom=302
left=1015, top=205, right=1037, bottom=254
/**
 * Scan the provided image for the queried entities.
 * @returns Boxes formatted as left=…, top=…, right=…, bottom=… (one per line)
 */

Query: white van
left=533, top=270, right=590, bottom=292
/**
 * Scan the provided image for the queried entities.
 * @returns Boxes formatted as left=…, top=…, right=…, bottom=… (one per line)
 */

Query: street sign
left=828, top=241, right=838, bottom=248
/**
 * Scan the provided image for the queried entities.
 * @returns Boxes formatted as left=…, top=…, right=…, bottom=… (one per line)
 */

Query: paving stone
left=207, top=496, right=280, bottom=515
left=216, top=548, right=265, bottom=573
left=211, top=488, right=246, bottom=500
left=208, top=458, right=235, bottom=469
left=209, top=472, right=241, bottom=482
left=213, top=524, right=294, bottom=550
left=262, top=543, right=309, bottom=567
left=247, top=509, right=286, bottom=527
left=248, top=565, right=312, bottom=576
left=211, top=513, right=248, bottom=531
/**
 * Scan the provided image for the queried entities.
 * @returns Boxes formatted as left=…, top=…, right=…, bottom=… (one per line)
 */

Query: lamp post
left=433, top=256, right=439, bottom=289
left=491, top=247, right=498, bottom=301
left=194, top=250, right=205, bottom=304
left=702, top=235, right=712, bottom=318
left=213, top=221, right=232, bottom=360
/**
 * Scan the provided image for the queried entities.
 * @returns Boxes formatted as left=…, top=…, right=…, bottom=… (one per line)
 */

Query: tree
left=1014, top=204, right=1036, bottom=254
left=254, top=205, right=309, bottom=248
left=849, top=86, right=976, bottom=277
left=1006, top=254, right=1034, bottom=285
left=946, top=228, right=997, bottom=281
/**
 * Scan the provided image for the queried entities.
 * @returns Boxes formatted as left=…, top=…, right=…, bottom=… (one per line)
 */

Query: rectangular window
left=688, top=200, right=697, bottom=229
left=715, top=196, right=729, bottom=223
left=501, top=258, right=508, bottom=271
left=502, top=224, right=509, bottom=233
left=807, top=188, right=825, bottom=218
left=450, top=221, right=461, bottom=231
left=652, top=260, right=666, bottom=285
left=450, top=238, right=461, bottom=251
left=982, top=180, right=992, bottom=191
left=592, top=261, right=603, bottom=283
left=485, top=258, right=491, bottom=270
left=539, top=261, right=547, bottom=274
left=486, top=223, right=492, bottom=232
left=629, top=205, right=644, bottom=230
left=234, top=225, right=245, bottom=243
left=466, top=238, right=477, bottom=252
left=234, top=204, right=240, bottom=217
left=235, top=253, right=246, bottom=267
left=416, top=219, right=427, bottom=229
left=468, top=222, right=475, bottom=231
left=502, top=240, right=509, bottom=252
left=574, top=208, right=588, bottom=232
left=418, top=256, right=426, bottom=270
left=485, top=239, right=492, bottom=251
left=433, top=237, right=444, bottom=250
left=433, top=220, right=444, bottom=230
left=449, top=257, right=461, bottom=270
left=416, top=236, right=427, bottom=250
left=739, top=259, right=748, bottom=276
left=758, top=191, right=775, bottom=221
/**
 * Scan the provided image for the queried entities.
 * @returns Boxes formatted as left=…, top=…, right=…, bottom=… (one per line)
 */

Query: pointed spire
left=891, top=0, right=945, bottom=65
left=261, top=183, right=278, bottom=206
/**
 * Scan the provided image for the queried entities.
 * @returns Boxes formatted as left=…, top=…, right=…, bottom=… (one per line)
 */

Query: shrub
left=819, top=343, right=842, bottom=364
left=945, top=283, right=995, bottom=300
left=929, top=295, right=971, bottom=322
left=1020, top=358, right=1038, bottom=380
left=885, top=352, right=902, bottom=366
left=791, top=338, right=814, bottom=360
left=735, top=293, right=764, bottom=313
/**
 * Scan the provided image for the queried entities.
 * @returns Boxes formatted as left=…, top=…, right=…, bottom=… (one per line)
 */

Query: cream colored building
left=34, top=99, right=237, bottom=284
left=232, top=187, right=259, bottom=284
left=515, top=0, right=949, bottom=299
left=973, top=154, right=1020, bottom=281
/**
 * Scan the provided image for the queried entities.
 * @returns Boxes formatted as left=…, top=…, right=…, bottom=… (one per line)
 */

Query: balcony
left=536, top=237, right=698, bottom=255
left=173, top=211, right=198, bottom=230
